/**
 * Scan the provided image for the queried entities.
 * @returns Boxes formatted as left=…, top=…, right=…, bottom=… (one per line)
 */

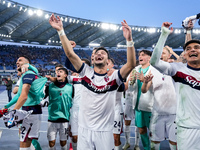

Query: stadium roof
left=0, top=0, right=200, bottom=49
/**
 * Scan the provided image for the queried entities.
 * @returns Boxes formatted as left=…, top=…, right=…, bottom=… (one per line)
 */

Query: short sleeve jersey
left=167, top=62, right=200, bottom=129
left=78, top=63, right=123, bottom=131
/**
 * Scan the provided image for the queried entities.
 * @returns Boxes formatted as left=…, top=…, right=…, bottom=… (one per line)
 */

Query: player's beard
left=94, top=62, right=106, bottom=68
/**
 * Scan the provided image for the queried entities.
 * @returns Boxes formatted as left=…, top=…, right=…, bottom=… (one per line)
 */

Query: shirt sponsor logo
left=185, top=76, right=200, bottom=87
left=173, top=71, right=200, bottom=90
left=81, top=76, right=119, bottom=93
left=23, top=78, right=33, bottom=81
left=88, top=82, right=111, bottom=92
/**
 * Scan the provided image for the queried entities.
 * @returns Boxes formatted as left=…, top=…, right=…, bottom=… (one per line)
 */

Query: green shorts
left=135, top=109, right=151, bottom=128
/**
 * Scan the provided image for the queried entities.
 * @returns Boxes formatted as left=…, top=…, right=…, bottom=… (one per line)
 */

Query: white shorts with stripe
left=124, top=104, right=134, bottom=121
left=20, top=114, right=41, bottom=142
left=113, top=107, right=123, bottom=134
left=47, top=122, right=69, bottom=141
left=150, top=114, right=177, bottom=142
left=78, top=126, right=114, bottom=150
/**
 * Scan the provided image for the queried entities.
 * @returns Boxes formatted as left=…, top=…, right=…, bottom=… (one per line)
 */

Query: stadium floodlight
left=174, top=29, right=181, bottom=34
left=36, top=10, right=43, bottom=17
left=52, top=40, right=55, bottom=43
left=56, top=41, right=58, bottom=43
left=94, top=23, right=97, bottom=27
left=24, top=8, right=27, bottom=12
left=76, top=20, right=79, bottom=23
left=7, top=2, right=11, bottom=7
left=120, top=26, right=122, bottom=30
left=148, top=28, right=156, bottom=33
left=69, top=18, right=72, bottom=23
left=97, top=23, right=101, bottom=27
left=60, top=17, right=64, bottom=21
left=2, top=1, right=5, bottom=4
left=45, top=14, right=49, bottom=19
left=132, top=27, right=134, bottom=30
left=144, top=28, right=147, bottom=32
left=65, top=17, right=68, bottom=22
left=193, top=29, right=200, bottom=34
left=110, top=24, right=118, bottom=30
left=73, top=19, right=76, bottom=23
left=89, top=43, right=100, bottom=47
left=117, top=44, right=126, bottom=48
left=101, top=23, right=110, bottom=30
left=48, top=40, right=51, bottom=43
left=157, top=29, right=160, bottom=32
left=138, top=28, right=141, bottom=32
left=13, top=4, right=16, bottom=7
left=19, top=6, right=22, bottom=11
left=28, top=9, right=34, bottom=16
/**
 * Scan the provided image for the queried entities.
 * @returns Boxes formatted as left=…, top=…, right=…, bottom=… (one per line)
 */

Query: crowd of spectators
left=0, top=45, right=129, bottom=72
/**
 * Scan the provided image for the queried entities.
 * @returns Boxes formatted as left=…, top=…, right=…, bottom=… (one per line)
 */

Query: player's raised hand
left=187, top=19, right=194, bottom=30
left=144, top=71, right=153, bottom=83
left=121, top=20, right=132, bottom=41
left=49, top=13, right=63, bottom=31
left=21, top=64, right=29, bottom=74
left=162, top=22, right=173, bottom=34
left=70, top=41, right=76, bottom=48
left=136, top=71, right=144, bottom=82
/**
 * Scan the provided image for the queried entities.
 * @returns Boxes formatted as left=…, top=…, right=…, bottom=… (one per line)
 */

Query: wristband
left=184, top=29, right=191, bottom=34
left=57, top=29, right=65, bottom=36
left=126, top=40, right=134, bottom=47
left=186, top=30, right=191, bottom=34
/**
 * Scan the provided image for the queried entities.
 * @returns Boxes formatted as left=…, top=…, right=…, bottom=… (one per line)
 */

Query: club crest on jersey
left=104, top=76, right=109, bottom=82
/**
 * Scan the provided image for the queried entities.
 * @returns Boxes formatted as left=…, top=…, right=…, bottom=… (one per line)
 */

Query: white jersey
left=78, top=64, right=123, bottom=131
left=68, top=75, right=82, bottom=108
left=151, top=67, right=177, bottom=115
left=155, top=62, right=200, bottom=129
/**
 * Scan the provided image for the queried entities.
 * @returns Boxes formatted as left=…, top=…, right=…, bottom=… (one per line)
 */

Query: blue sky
left=14, top=0, right=200, bottom=28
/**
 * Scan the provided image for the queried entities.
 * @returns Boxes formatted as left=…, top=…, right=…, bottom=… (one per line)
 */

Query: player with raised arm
left=150, top=22, right=200, bottom=150
left=140, top=35, right=177, bottom=150
left=49, top=13, right=136, bottom=150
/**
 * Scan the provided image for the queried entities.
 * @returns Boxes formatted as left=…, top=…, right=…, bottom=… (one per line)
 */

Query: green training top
left=48, top=82, right=73, bottom=122
left=4, top=64, right=43, bottom=108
